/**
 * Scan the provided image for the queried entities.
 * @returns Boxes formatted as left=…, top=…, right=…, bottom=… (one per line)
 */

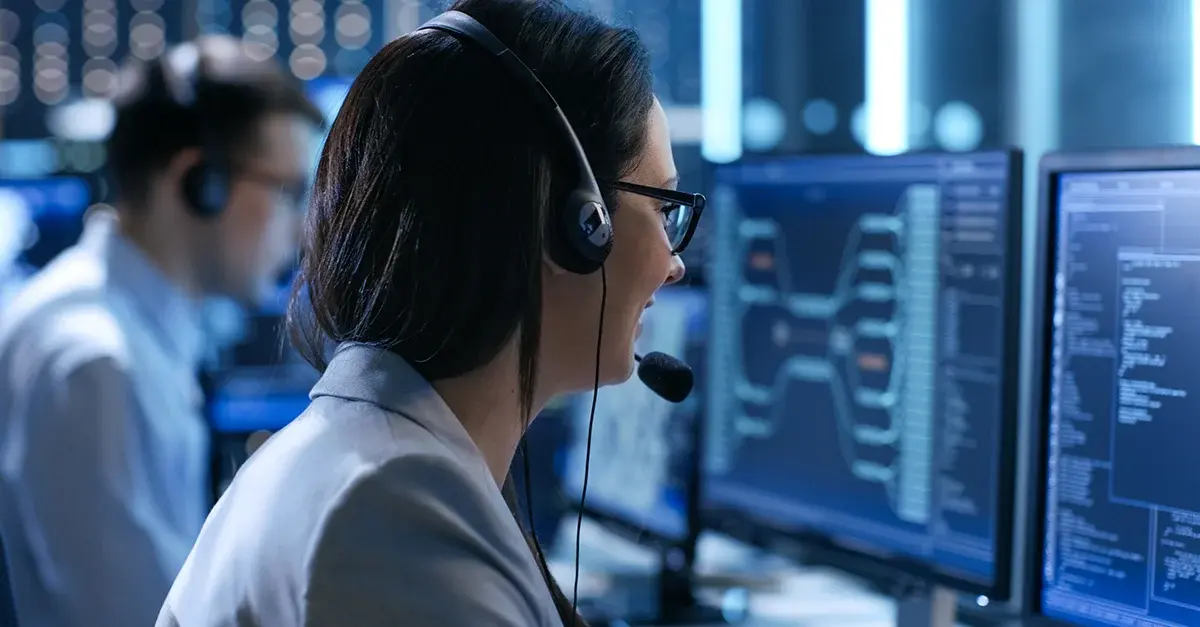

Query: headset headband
left=416, top=10, right=613, bottom=274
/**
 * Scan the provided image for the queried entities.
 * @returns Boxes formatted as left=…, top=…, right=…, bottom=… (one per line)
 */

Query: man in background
left=0, top=36, right=322, bottom=627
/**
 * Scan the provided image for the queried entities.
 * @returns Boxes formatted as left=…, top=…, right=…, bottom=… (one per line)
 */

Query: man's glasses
left=605, top=180, right=705, bottom=255
left=237, top=168, right=310, bottom=210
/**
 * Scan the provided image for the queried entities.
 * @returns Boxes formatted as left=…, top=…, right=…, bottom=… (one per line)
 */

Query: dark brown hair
left=106, top=35, right=323, bottom=209
left=287, top=0, right=655, bottom=623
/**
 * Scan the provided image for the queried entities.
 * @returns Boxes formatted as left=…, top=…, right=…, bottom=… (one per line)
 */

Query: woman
left=158, top=0, right=702, bottom=625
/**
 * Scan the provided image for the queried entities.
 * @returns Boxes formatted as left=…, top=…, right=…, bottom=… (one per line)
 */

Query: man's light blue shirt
left=0, top=210, right=210, bottom=627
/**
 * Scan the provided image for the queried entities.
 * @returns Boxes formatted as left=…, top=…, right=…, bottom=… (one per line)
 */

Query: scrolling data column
left=898, top=186, right=941, bottom=525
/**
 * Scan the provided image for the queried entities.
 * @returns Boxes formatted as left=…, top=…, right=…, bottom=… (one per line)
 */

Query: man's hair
left=105, top=35, right=324, bottom=209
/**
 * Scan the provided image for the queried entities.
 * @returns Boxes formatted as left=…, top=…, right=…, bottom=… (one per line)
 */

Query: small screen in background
left=0, top=177, right=92, bottom=271
left=559, top=286, right=707, bottom=542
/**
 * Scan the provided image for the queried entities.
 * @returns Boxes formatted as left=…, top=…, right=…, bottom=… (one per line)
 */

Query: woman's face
left=542, top=98, right=686, bottom=393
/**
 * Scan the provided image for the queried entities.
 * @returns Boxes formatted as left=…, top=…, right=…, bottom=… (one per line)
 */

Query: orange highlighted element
left=749, top=252, right=775, bottom=271
left=857, top=352, right=889, bottom=372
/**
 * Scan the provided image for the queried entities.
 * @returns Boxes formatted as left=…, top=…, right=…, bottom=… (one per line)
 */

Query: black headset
left=416, top=11, right=614, bottom=275
left=150, top=44, right=232, bottom=219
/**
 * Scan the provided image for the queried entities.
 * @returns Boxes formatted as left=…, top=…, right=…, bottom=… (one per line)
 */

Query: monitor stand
left=896, top=585, right=957, bottom=627
left=652, top=561, right=731, bottom=625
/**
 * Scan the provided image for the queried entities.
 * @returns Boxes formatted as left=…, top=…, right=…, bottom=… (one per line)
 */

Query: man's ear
left=163, top=146, right=206, bottom=190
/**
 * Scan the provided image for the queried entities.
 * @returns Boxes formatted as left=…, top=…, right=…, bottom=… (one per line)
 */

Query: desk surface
left=547, top=519, right=1030, bottom=627
left=548, top=518, right=902, bottom=627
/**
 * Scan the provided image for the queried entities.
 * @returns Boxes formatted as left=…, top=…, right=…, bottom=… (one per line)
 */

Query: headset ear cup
left=546, top=218, right=592, bottom=274
left=552, top=192, right=612, bottom=275
left=578, top=201, right=613, bottom=253
left=182, top=162, right=227, bottom=218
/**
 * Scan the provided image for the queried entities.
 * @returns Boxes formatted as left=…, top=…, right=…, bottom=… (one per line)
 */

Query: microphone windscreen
left=636, top=351, right=693, bottom=403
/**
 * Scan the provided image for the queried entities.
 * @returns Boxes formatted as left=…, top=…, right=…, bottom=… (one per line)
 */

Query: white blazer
left=157, top=343, right=563, bottom=627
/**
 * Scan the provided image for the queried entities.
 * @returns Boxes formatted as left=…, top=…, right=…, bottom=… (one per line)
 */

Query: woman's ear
left=543, top=251, right=569, bottom=276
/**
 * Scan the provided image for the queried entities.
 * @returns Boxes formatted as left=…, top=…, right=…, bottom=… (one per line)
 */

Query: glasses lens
left=663, top=204, right=692, bottom=252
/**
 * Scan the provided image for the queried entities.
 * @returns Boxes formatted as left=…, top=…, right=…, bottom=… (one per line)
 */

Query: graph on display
left=733, top=186, right=939, bottom=524
left=561, top=286, right=706, bottom=542
left=1041, top=168, right=1200, bottom=627
left=705, top=152, right=1018, bottom=584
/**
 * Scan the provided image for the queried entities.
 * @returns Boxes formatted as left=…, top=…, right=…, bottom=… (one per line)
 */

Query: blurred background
left=4, top=0, right=1195, bottom=280
left=1, top=1, right=1197, bottom=626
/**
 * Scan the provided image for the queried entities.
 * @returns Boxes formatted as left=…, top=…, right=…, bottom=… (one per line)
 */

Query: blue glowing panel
left=704, top=152, right=1018, bottom=586
left=208, top=313, right=318, bottom=434
left=560, top=286, right=707, bottom=542
left=304, top=76, right=352, bottom=175
left=0, top=176, right=89, bottom=221
left=308, top=76, right=352, bottom=124
left=1040, top=169, right=1200, bottom=627
left=209, top=379, right=313, bottom=434
left=0, top=177, right=92, bottom=269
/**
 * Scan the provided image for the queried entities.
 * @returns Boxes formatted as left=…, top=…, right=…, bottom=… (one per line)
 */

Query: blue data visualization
left=1041, top=168, right=1200, bottom=627
left=704, top=152, right=1019, bottom=587
left=560, top=286, right=708, bottom=542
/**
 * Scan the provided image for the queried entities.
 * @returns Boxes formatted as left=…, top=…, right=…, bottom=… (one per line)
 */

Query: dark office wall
left=910, top=0, right=1005, bottom=151
left=1056, top=0, right=1192, bottom=149
left=743, top=0, right=865, bottom=156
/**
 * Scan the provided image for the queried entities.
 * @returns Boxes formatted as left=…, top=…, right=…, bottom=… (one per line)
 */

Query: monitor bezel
left=701, top=147, right=1025, bottom=600
left=562, top=285, right=710, bottom=559
left=1025, top=145, right=1200, bottom=626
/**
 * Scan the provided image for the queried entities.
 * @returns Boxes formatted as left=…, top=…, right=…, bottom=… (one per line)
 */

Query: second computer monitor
left=1033, top=147, right=1200, bottom=627
left=704, top=150, right=1023, bottom=596
left=560, top=285, right=707, bottom=543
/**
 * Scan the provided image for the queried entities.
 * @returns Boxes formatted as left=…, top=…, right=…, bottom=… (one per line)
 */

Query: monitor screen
left=1039, top=165, right=1200, bottom=626
left=0, top=177, right=91, bottom=271
left=703, top=151, right=1020, bottom=590
left=306, top=77, right=352, bottom=172
left=208, top=314, right=318, bottom=434
left=560, top=286, right=707, bottom=542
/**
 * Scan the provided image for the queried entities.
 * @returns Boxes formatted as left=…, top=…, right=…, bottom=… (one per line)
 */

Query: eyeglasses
left=604, top=180, right=705, bottom=255
left=236, top=168, right=310, bottom=210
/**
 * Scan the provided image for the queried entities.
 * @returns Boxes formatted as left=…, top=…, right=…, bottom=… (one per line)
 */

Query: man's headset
left=416, top=10, right=691, bottom=626
left=147, top=43, right=233, bottom=220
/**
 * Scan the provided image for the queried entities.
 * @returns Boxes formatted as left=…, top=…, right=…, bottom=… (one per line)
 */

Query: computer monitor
left=306, top=77, right=352, bottom=172
left=0, top=177, right=92, bottom=270
left=1031, top=146, right=1200, bottom=627
left=703, top=150, right=1023, bottom=599
left=207, top=313, right=318, bottom=500
left=560, top=285, right=707, bottom=543
left=558, top=285, right=719, bottom=624
left=208, top=314, right=318, bottom=435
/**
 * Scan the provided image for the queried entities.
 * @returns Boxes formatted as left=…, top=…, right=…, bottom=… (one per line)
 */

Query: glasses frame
left=234, top=167, right=310, bottom=210
left=604, top=180, right=706, bottom=255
